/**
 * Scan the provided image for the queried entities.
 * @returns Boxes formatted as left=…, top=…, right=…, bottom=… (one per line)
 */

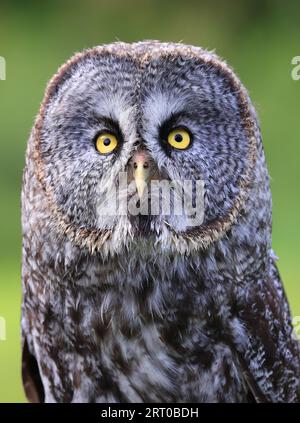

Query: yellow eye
left=95, top=132, right=118, bottom=154
left=167, top=128, right=191, bottom=150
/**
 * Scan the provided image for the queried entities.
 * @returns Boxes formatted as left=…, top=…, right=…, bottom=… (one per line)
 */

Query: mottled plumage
left=21, top=41, right=300, bottom=403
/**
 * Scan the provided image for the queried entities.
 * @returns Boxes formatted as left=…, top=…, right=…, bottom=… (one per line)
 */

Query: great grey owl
left=21, top=41, right=300, bottom=403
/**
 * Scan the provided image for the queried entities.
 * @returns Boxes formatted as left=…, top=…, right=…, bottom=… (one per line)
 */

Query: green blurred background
left=0, top=0, right=299, bottom=402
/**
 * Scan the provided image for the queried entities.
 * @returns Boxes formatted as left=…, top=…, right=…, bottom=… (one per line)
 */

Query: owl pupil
left=103, top=138, right=111, bottom=146
left=174, top=134, right=183, bottom=142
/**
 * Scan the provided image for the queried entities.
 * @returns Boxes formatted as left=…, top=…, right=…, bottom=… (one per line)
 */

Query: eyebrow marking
left=89, top=114, right=124, bottom=142
left=159, top=111, right=195, bottom=138
left=97, top=115, right=122, bottom=132
left=159, top=110, right=198, bottom=135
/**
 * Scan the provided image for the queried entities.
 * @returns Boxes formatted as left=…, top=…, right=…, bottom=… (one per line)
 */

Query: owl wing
left=21, top=315, right=44, bottom=403
left=232, top=259, right=300, bottom=402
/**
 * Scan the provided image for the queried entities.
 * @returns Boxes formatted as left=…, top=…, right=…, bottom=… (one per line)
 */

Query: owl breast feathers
left=21, top=41, right=300, bottom=403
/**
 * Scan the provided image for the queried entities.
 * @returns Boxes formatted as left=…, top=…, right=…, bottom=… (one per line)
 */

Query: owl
left=21, top=41, right=300, bottom=403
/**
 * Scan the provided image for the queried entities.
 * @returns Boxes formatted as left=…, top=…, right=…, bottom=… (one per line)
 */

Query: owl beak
left=131, top=150, right=150, bottom=199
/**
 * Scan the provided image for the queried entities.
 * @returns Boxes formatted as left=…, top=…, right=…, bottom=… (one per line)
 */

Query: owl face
left=37, top=42, right=256, bottom=254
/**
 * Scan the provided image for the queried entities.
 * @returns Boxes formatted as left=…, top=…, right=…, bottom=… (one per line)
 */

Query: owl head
left=32, top=41, right=260, bottom=256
